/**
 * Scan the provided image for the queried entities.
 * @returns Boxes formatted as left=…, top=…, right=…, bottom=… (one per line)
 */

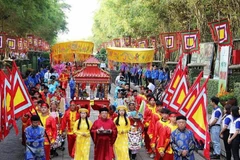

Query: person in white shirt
left=115, top=72, right=122, bottom=85
left=44, top=69, right=51, bottom=83
left=209, top=96, right=222, bottom=159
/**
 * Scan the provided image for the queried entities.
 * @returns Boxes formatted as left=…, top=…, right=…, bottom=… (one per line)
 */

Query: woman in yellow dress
left=114, top=105, right=131, bottom=160
left=73, top=108, right=92, bottom=160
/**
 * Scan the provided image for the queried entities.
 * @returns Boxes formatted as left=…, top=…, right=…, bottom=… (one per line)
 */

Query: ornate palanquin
left=73, top=56, right=110, bottom=112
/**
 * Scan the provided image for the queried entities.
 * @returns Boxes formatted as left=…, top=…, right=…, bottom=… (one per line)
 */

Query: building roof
left=84, top=56, right=100, bottom=64
left=74, top=65, right=110, bottom=83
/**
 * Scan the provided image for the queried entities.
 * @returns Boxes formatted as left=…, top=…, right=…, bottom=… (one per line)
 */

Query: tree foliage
left=92, top=0, right=240, bottom=47
left=0, top=0, right=69, bottom=44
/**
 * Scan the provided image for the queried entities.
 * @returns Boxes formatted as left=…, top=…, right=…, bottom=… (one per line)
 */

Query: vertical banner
left=180, top=30, right=200, bottom=54
left=0, top=32, right=7, bottom=54
left=6, top=37, right=17, bottom=51
left=138, top=39, right=148, bottom=48
left=27, top=35, right=34, bottom=50
left=18, top=38, right=23, bottom=51
left=218, top=46, right=231, bottom=93
left=123, top=36, right=131, bottom=47
left=113, top=38, right=121, bottom=47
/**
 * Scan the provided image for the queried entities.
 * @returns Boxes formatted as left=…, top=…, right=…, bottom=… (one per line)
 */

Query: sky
left=57, top=0, right=99, bottom=42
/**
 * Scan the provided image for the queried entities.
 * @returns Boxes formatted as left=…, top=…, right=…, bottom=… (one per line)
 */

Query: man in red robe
left=90, top=107, right=118, bottom=160
left=58, top=69, right=69, bottom=89
left=60, top=100, right=80, bottom=158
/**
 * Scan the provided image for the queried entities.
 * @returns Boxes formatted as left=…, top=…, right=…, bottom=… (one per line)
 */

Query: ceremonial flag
left=138, top=100, right=146, bottom=116
left=186, top=77, right=210, bottom=160
left=0, top=76, right=3, bottom=140
left=180, top=30, right=200, bottom=54
left=0, top=70, right=15, bottom=137
left=138, top=39, right=148, bottom=48
left=149, top=36, right=157, bottom=53
left=0, top=32, right=7, bottom=54
left=11, top=61, right=34, bottom=119
left=159, top=32, right=180, bottom=59
left=178, top=71, right=203, bottom=116
left=6, top=36, right=17, bottom=51
left=18, top=37, right=23, bottom=51
left=208, top=18, right=233, bottom=47
left=113, top=38, right=121, bottom=47
left=123, top=36, right=131, bottom=47
left=168, top=67, right=188, bottom=111
left=163, top=56, right=183, bottom=106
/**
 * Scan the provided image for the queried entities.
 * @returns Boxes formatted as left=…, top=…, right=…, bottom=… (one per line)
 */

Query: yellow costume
left=73, top=118, right=92, bottom=160
left=114, top=116, right=131, bottom=160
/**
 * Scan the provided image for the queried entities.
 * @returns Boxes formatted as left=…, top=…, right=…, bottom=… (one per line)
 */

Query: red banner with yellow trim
left=180, top=30, right=200, bottom=54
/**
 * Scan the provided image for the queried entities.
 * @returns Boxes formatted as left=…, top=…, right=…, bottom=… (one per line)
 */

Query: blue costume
left=69, top=78, right=76, bottom=99
left=25, top=125, right=45, bottom=160
left=171, top=128, right=195, bottom=160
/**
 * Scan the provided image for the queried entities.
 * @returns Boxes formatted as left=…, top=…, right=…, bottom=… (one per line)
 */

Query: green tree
left=0, top=0, right=69, bottom=44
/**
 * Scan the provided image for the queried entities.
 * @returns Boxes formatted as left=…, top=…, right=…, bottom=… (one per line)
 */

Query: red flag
left=186, top=77, right=210, bottom=160
left=208, top=18, right=233, bottom=47
left=163, top=56, right=183, bottom=106
left=11, top=61, right=34, bottom=119
left=180, top=30, right=200, bottom=54
left=0, top=70, right=15, bottom=137
left=168, top=68, right=188, bottom=111
left=178, top=71, right=203, bottom=116
left=0, top=76, right=3, bottom=140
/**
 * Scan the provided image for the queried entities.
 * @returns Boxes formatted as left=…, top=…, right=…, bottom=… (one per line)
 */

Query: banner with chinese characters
left=180, top=30, right=200, bottom=54
left=107, top=47, right=154, bottom=63
left=159, top=32, right=180, bottom=59
left=51, top=41, right=94, bottom=62
left=218, top=46, right=231, bottom=93
left=208, top=18, right=233, bottom=47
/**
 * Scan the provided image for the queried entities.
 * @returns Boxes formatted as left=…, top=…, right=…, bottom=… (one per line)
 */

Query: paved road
left=0, top=84, right=206, bottom=160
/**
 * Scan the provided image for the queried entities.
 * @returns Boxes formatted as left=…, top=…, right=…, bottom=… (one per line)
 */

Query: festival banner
left=159, top=32, right=180, bottom=59
left=6, top=36, right=17, bottom=51
left=113, top=38, right=121, bottom=47
left=0, top=70, right=14, bottom=137
left=23, top=38, right=28, bottom=53
left=186, top=77, right=210, bottom=160
left=123, top=36, right=131, bottom=47
left=208, top=18, right=233, bottom=47
left=38, top=38, right=42, bottom=51
left=180, top=30, right=200, bottom=54
left=51, top=41, right=94, bottom=62
left=162, top=57, right=183, bottom=106
left=0, top=32, right=7, bottom=53
left=33, top=36, right=38, bottom=51
left=218, top=46, right=231, bottom=93
left=106, top=47, right=154, bottom=63
left=138, top=38, right=148, bottom=48
left=27, top=34, right=34, bottom=50
left=11, top=61, right=34, bottom=119
left=168, top=68, right=188, bottom=111
left=18, top=38, right=23, bottom=51
left=131, top=38, right=138, bottom=48
left=149, top=36, right=157, bottom=53
left=178, top=71, right=203, bottom=116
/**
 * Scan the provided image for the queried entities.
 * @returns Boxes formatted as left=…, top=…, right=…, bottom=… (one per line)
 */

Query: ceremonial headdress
left=79, top=108, right=89, bottom=113
left=117, top=105, right=128, bottom=111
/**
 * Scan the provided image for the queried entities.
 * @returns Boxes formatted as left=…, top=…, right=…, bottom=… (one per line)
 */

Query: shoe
left=149, top=153, right=155, bottom=158
left=210, top=154, right=220, bottom=159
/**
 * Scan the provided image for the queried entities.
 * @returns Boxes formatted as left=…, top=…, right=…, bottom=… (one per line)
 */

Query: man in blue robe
left=25, top=115, right=45, bottom=160
left=171, top=116, right=195, bottom=160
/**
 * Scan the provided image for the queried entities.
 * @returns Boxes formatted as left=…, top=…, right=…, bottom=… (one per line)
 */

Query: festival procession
left=1, top=1, right=240, bottom=160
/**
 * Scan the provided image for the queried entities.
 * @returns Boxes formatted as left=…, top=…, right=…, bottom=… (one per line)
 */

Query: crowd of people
left=20, top=61, right=240, bottom=160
